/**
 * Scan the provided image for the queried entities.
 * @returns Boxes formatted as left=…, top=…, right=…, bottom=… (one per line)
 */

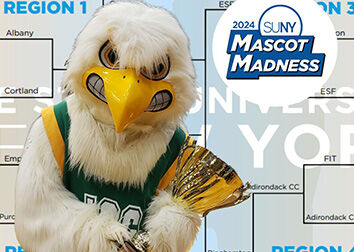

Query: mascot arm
left=15, top=117, right=130, bottom=252
left=144, top=189, right=201, bottom=252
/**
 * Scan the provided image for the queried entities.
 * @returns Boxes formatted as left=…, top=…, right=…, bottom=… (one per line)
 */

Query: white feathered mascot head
left=63, top=1, right=197, bottom=132
left=15, top=1, right=201, bottom=252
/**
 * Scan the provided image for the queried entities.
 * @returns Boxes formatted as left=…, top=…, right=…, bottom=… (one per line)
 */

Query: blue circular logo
left=259, top=5, right=303, bottom=36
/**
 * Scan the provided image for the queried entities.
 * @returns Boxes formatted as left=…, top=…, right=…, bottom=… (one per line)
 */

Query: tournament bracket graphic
left=1, top=0, right=354, bottom=252
left=226, top=5, right=326, bottom=79
left=212, top=0, right=353, bottom=251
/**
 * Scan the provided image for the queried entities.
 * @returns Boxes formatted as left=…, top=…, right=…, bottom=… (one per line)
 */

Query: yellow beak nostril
left=83, top=66, right=174, bottom=133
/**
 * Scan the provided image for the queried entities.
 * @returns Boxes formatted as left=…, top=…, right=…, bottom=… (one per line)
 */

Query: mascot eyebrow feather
left=14, top=1, right=249, bottom=252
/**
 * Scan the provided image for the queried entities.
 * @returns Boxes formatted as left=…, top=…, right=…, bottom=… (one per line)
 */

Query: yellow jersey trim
left=157, top=135, right=194, bottom=191
left=41, top=106, right=65, bottom=176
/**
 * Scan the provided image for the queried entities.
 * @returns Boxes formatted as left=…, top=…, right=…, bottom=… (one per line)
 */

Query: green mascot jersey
left=41, top=101, right=187, bottom=234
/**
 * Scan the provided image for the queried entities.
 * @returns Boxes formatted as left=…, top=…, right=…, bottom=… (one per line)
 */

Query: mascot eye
left=99, top=41, right=120, bottom=69
left=141, top=57, right=170, bottom=81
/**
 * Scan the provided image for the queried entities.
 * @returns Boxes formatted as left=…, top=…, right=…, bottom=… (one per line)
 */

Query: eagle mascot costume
left=15, top=1, right=201, bottom=251
left=14, top=1, right=249, bottom=251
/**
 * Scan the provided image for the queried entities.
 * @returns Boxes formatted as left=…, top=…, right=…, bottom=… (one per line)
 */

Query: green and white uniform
left=41, top=101, right=187, bottom=234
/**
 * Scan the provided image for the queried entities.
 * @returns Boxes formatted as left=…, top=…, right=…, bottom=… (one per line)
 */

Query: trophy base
left=123, top=241, right=148, bottom=252
left=117, top=232, right=150, bottom=252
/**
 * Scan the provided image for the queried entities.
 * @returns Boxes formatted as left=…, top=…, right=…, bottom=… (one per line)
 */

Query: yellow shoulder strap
left=41, top=106, right=65, bottom=177
left=157, top=134, right=195, bottom=191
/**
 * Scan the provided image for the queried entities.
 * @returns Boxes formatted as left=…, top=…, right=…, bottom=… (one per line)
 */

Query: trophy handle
left=175, top=136, right=196, bottom=174
left=172, top=136, right=197, bottom=195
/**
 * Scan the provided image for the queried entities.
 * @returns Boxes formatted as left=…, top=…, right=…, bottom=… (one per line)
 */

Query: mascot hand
left=145, top=191, right=201, bottom=252
left=74, top=211, right=131, bottom=252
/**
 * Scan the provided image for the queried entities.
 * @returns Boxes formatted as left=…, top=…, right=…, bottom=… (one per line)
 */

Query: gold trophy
left=121, top=136, right=251, bottom=252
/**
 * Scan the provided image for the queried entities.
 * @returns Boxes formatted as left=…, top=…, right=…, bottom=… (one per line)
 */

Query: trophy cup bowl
left=120, top=136, right=251, bottom=252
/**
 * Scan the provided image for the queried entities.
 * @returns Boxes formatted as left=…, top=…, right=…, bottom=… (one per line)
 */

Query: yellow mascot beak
left=83, top=66, right=174, bottom=133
